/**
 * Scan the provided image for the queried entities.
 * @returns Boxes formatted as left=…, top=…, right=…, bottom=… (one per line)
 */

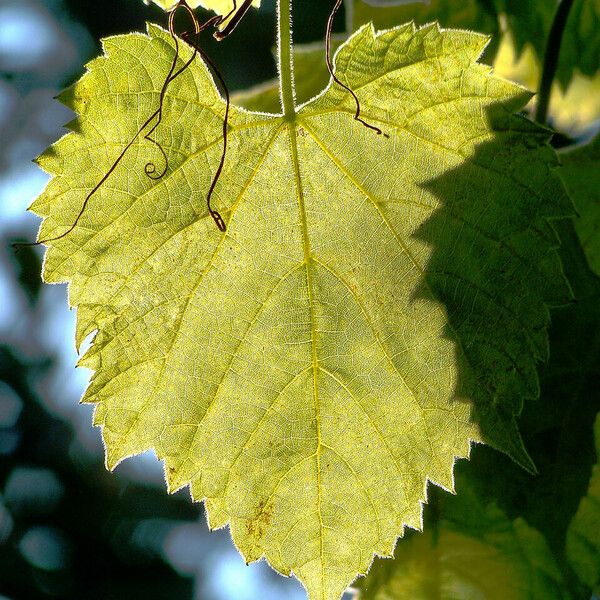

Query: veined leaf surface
left=31, top=22, right=569, bottom=599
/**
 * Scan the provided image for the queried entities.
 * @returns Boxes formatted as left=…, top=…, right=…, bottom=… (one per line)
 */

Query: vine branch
left=535, top=0, right=575, bottom=125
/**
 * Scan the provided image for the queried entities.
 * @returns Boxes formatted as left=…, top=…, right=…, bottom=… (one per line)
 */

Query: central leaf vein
left=288, top=122, right=326, bottom=583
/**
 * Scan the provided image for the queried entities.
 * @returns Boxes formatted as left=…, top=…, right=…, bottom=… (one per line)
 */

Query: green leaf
left=495, top=219, right=600, bottom=536
left=235, top=0, right=504, bottom=115
left=451, top=220, right=600, bottom=597
left=355, top=486, right=570, bottom=599
left=448, top=219, right=600, bottom=595
left=510, top=221, right=600, bottom=560
left=560, top=134, right=600, bottom=276
left=31, top=22, right=570, bottom=599
left=567, top=413, right=600, bottom=593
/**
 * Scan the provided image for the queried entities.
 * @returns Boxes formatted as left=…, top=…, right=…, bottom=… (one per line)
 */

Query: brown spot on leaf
left=245, top=498, right=274, bottom=543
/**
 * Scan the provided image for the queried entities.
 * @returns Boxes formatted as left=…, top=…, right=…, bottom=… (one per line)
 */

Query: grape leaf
left=355, top=487, right=570, bottom=599
left=559, top=134, right=600, bottom=276
left=567, top=413, right=600, bottom=593
left=448, top=220, right=600, bottom=598
left=438, top=220, right=600, bottom=597
left=503, top=221, right=600, bottom=561
left=234, top=0, right=502, bottom=115
left=30, top=22, right=570, bottom=599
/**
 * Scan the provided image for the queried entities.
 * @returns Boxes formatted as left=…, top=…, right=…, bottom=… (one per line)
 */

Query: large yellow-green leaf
left=560, top=134, right=600, bottom=276
left=567, top=413, right=600, bottom=593
left=235, top=0, right=502, bottom=113
left=30, top=21, right=570, bottom=599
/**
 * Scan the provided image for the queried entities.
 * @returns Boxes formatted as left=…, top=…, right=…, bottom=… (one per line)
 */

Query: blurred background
left=0, top=0, right=599, bottom=598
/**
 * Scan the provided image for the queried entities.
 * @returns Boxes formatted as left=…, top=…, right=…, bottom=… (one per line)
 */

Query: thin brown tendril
left=326, top=0, right=389, bottom=138
left=187, top=0, right=254, bottom=231
left=15, top=0, right=247, bottom=250
left=133, top=0, right=246, bottom=233
left=181, top=28, right=232, bottom=232
left=142, top=6, right=196, bottom=180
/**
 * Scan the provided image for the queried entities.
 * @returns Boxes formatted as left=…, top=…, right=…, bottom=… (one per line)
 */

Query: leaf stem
left=535, top=0, right=575, bottom=125
left=278, top=0, right=296, bottom=119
